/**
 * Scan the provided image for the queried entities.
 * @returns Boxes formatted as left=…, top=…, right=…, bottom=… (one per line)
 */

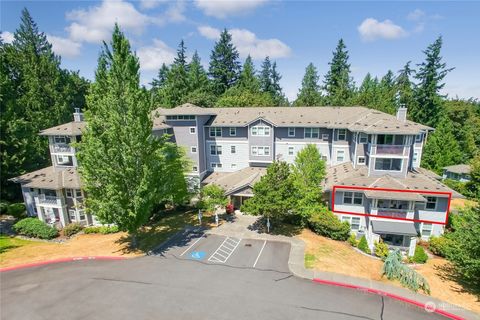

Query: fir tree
left=259, top=56, right=273, bottom=95
left=151, top=63, right=169, bottom=89
left=237, top=55, right=260, bottom=91
left=183, top=51, right=216, bottom=107
left=208, top=29, right=241, bottom=96
left=270, top=62, right=287, bottom=105
left=323, top=39, right=354, bottom=105
left=413, top=36, right=454, bottom=127
left=396, top=61, right=418, bottom=114
left=164, top=40, right=190, bottom=107
left=377, top=70, right=397, bottom=114
left=355, top=73, right=379, bottom=107
left=294, top=63, right=322, bottom=106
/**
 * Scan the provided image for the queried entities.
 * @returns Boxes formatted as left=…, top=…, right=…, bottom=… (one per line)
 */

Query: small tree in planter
left=358, top=235, right=370, bottom=254
left=198, top=185, right=227, bottom=214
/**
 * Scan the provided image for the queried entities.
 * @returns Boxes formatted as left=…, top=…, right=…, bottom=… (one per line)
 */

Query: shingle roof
left=371, top=220, right=418, bottom=236
left=202, top=167, right=266, bottom=196
left=154, top=104, right=432, bottom=134
left=10, top=166, right=82, bottom=190
left=39, top=121, right=86, bottom=136
left=443, top=164, right=471, bottom=175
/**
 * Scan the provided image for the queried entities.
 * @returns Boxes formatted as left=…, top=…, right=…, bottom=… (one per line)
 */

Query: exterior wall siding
left=248, top=120, right=274, bottom=163
left=206, top=140, right=249, bottom=172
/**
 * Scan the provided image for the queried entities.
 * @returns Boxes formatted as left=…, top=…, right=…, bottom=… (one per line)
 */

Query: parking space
left=156, top=232, right=291, bottom=273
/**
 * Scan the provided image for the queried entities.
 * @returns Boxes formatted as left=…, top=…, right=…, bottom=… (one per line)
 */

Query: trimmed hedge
left=307, top=208, right=350, bottom=241
left=84, top=225, right=119, bottom=234
left=63, top=223, right=83, bottom=237
left=411, top=245, right=428, bottom=264
left=428, top=236, right=451, bottom=257
left=358, top=235, right=370, bottom=254
left=7, top=203, right=27, bottom=219
left=374, top=240, right=390, bottom=260
left=13, top=218, right=58, bottom=239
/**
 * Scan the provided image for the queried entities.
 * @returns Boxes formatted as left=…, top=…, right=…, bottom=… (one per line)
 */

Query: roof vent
left=396, top=105, right=408, bottom=123
left=73, top=108, right=84, bottom=122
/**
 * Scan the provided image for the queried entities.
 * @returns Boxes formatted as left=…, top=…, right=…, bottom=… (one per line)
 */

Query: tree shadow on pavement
left=247, top=217, right=303, bottom=237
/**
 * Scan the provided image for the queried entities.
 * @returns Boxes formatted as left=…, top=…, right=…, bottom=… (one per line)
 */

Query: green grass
left=305, top=253, right=316, bottom=269
left=0, top=235, right=35, bottom=254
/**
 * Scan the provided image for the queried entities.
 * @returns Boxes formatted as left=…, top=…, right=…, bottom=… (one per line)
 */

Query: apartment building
left=12, top=103, right=462, bottom=256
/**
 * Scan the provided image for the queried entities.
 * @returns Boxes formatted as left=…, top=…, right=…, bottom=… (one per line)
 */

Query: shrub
left=374, top=240, right=390, bottom=260
left=307, top=208, right=350, bottom=241
left=358, top=235, right=370, bottom=254
left=428, top=236, right=451, bottom=257
left=383, top=249, right=430, bottom=294
left=13, top=218, right=58, bottom=239
left=347, top=233, right=358, bottom=247
left=7, top=203, right=27, bottom=219
left=0, top=202, right=9, bottom=214
left=411, top=245, right=428, bottom=264
left=84, top=225, right=119, bottom=234
left=63, top=223, right=83, bottom=237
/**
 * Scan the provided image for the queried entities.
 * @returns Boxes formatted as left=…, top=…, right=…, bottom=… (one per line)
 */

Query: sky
left=1, top=0, right=479, bottom=101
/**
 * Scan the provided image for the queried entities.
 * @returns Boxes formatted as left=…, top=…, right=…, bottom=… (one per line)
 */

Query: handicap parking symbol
left=190, top=251, right=206, bottom=260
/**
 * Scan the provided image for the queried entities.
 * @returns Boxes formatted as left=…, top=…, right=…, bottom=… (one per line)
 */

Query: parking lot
left=153, top=230, right=291, bottom=273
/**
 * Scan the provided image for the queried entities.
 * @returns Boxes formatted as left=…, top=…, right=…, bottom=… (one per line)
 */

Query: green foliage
left=466, top=155, right=480, bottom=200
left=83, top=225, right=119, bottom=234
left=294, top=63, right=323, bottom=106
left=77, top=25, right=188, bottom=237
left=0, top=202, right=8, bottom=214
left=396, top=61, right=418, bottom=117
left=7, top=203, right=26, bottom=219
left=307, top=208, right=350, bottom=241
left=357, top=235, right=370, bottom=254
left=410, top=245, right=428, bottom=264
left=241, top=161, right=297, bottom=222
left=428, top=236, right=451, bottom=257
left=374, top=240, right=390, bottom=260
left=347, top=233, right=358, bottom=247
left=198, top=184, right=227, bottom=213
left=13, top=218, right=58, bottom=239
left=382, top=249, right=430, bottom=294
left=63, top=223, right=83, bottom=237
left=445, top=206, right=480, bottom=287
left=323, top=39, right=354, bottom=106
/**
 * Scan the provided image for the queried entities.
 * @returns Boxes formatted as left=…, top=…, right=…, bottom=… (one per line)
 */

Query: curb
left=0, top=256, right=127, bottom=273
left=312, top=278, right=465, bottom=320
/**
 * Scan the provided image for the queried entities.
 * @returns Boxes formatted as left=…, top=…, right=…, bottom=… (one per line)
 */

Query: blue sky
left=1, top=0, right=479, bottom=101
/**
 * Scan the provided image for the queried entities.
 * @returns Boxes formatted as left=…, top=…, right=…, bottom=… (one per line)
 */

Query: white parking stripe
left=253, top=240, right=267, bottom=268
left=180, top=236, right=204, bottom=256
left=208, top=237, right=242, bottom=263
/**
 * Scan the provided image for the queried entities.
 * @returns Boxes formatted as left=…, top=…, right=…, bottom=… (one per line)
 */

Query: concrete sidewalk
left=207, top=212, right=479, bottom=320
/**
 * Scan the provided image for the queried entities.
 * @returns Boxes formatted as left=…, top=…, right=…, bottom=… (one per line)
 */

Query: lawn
left=0, top=209, right=218, bottom=269
left=298, top=229, right=480, bottom=314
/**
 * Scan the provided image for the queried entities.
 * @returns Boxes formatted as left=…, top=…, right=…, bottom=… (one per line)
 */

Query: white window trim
left=210, top=145, right=222, bottom=155
left=337, top=129, right=347, bottom=141
left=343, top=192, right=363, bottom=205
left=210, top=162, right=222, bottom=169
left=231, top=164, right=237, bottom=169
left=425, top=197, right=437, bottom=211
left=377, top=134, right=395, bottom=145
left=421, top=223, right=433, bottom=237
left=68, top=209, right=77, bottom=222
left=336, top=150, right=345, bottom=162
left=288, top=146, right=294, bottom=156
left=415, top=134, right=423, bottom=143
left=374, top=158, right=403, bottom=172
left=304, top=128, right=320, bottom=139
left=251, top=126, right=271, bottom=137
left=322, top=133, right=329, bottom=141
left=66, top=189, right=74, bottom=198
left=191, top=146, right=197, bottom=154
left=231, top=146, right=236, bottom=154
left=351, top=217, right=361, bottom=230
left=189, top=127, right=196, bottom=134
left=192, top=166, right=198, bottom=172
left=359, top=133, right=368, bottom=144
left=229, top=127, right=236, bottom=136
left=288, top=128, right=296, bottom=137
left=209, top=127, right=222, bottom=137
left=251, top=146, right=270, bottom=156
left=357, top=156, right=366, bottom=165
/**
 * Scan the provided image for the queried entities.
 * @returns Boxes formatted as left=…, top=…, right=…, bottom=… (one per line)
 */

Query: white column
left=408, top=237, right=417, bottom=256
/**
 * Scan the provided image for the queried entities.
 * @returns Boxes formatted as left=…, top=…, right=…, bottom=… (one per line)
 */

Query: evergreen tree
left=78, top=25, right=188, bottom=244
left=237, top=55, right=260, bottom=91
left=182, top=50, right=215, bottom=107
left=163, top=40, right=189, bottom=107
left=208, top=29, right=241, bottom=96
left=259, top=56, right=273, bottom=95
left=270, top=62, right=287, bottom=105
left=323, top=39, right=354, bottom=105
left=151, top=63, right=169, bottom=89
left=445, top=99, right=479, bottom=161
left=376, top=70, right=397, bottom=114
left=355, top=73, right=379, bottom=107
left=294, top=63, right=322, bottom=106
left=396, top=61, right=418, bottom=114
left=421, top=116, right=463, bottom=173
left=412, top=36, right=454, bottom=127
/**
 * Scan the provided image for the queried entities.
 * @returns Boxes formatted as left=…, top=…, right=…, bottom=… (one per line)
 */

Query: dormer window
left=54, top=136, right=71, bottom=144
left=337, top=129, right=347, bottom=141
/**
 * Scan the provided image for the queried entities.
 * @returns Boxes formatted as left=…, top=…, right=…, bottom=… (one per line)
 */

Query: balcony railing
left=36, top=194, right=63, bottom=206
left=368, top=144, right=409, bottom=156
left=52, top=143, right=73, bottom=153
left=370, top=207, right=413, bottom=219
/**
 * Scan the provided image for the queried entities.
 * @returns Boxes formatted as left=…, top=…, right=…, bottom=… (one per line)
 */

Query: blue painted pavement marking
left=190, top=251, right=206, bottom=260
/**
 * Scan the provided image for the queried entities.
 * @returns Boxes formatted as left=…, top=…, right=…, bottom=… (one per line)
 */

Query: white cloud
left=66, top=0, right=151, bottom=43
left=1, top=31, right=14, bottom=44
left=407, top=9, right=425, bottom=21
left=197, top=26, right=291, bottom=59
left=140, top=0, right=168, bottom=10
left=47, top=35, right=82, bottom=57
left=358, top=18, right=408, bottom=42
left=137, top=39, right=176, bottom=71
left=194, top=0, right=267, bottom=18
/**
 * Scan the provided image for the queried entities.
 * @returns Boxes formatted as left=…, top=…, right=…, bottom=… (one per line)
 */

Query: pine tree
left=270, top=62, right=287, bottom=106
left=294, top=63, right=322, bottom=106
left=413, top=36, right=454, bottom=127
left=237, top=55, right=260, bottom=91
left=355, top=73, right=379, bottom=107
left=151, top=63, right=169, bottom=89
left=163, top=40, right=190, bottom=107
left=183, top=51, right=216, bottom=107
left=377, top=70, right=397, bottom=114
left=259, top=56, right=273, bottom=95
left=396, top=61, right=418, bottom=115
left=208, top=29, right=241, bottom=96
left=77, top=25, right=187, bottom=244
left=422, top=116, right=463, bottom=173
left=323, top=39, right=354, bottom=105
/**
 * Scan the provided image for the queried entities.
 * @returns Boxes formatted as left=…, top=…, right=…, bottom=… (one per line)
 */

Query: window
left=336, top=150, right=345, bottom=162
left=421, top=223, right=432, bottom=237
left=374, top=158, right=402, bottom=171
left=426, top=197, right=437, bottom=210
left=211, top=163, right=222, bottom=169
left=78, top=210, right=86, bottom=221
left=337, top=129, right=347, bottom=141
left=341, top=216, right=350, bottom=223
left=56, top=155, right=72, bottom=165
left=209, top=127, right=222, bottom=137
left=66, top=189, right=73, bottom=198
left=305, top=128, right=319, bottom=138
left=166, top=115, right=195, bottom=120
left=415, top=133, right=423, bottom=143
left=288, top=147, right=294, bottom=156
left=251, top=126, right=270, bottom=136
left=343, top=192, right=363, bottom=205
left=322, top=133, right=329, bottom=141
left=377, top=134, right=394, bottom=145
left=288, top=127, right=295, bottom=137
left=359, top=133, right=368, bottom=144
left=351, top=217, right=360, bottom=230
left=231, top=164, right=237, bottom=169
left=210, top=145, right=222, bottom=155
left=231, top=146, right=236, bottom=154
left=69, top=210, right=76, bottom=222
left=191, top=146, right=197, bottom=153
left=251, top=146, right=270, bottom=156
left=75, top=189, right=82, bottom=198
left=357, top=156, right=366, bottom=165
left=189, top=127, right=196, bottom=134
left=413, top=152, right=418, bottom=163
left=54, top=136, right=70, bottom=144
left=321, top=155, right=328, bottom=161
left=229, top=127, right=236, bottom=136
left=192, top=166, right=198, bottom=172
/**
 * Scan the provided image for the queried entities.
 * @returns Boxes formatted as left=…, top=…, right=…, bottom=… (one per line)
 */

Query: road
left=1, top=232, right=446, bottom=320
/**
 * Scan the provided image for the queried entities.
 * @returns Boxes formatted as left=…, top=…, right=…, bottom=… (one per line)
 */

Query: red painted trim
left=0, top=256, right=126, bottom=273
left=313, top=278, right=465, bottom=320
left=332, top=185, right=452, bottom=225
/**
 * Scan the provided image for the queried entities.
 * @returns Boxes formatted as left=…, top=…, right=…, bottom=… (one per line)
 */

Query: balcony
left=370, top=208, right=413, bottom=219
left=35, top=195, right=63, bottom=207
left=368, top=144, right=409, bottom=156
left=51, top=143, right=73, bottom=153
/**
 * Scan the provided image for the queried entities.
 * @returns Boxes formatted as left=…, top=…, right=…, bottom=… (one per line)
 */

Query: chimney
left=396, top=104, right=407, bottom=122
left=73, top=108, right=84, bottom=122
